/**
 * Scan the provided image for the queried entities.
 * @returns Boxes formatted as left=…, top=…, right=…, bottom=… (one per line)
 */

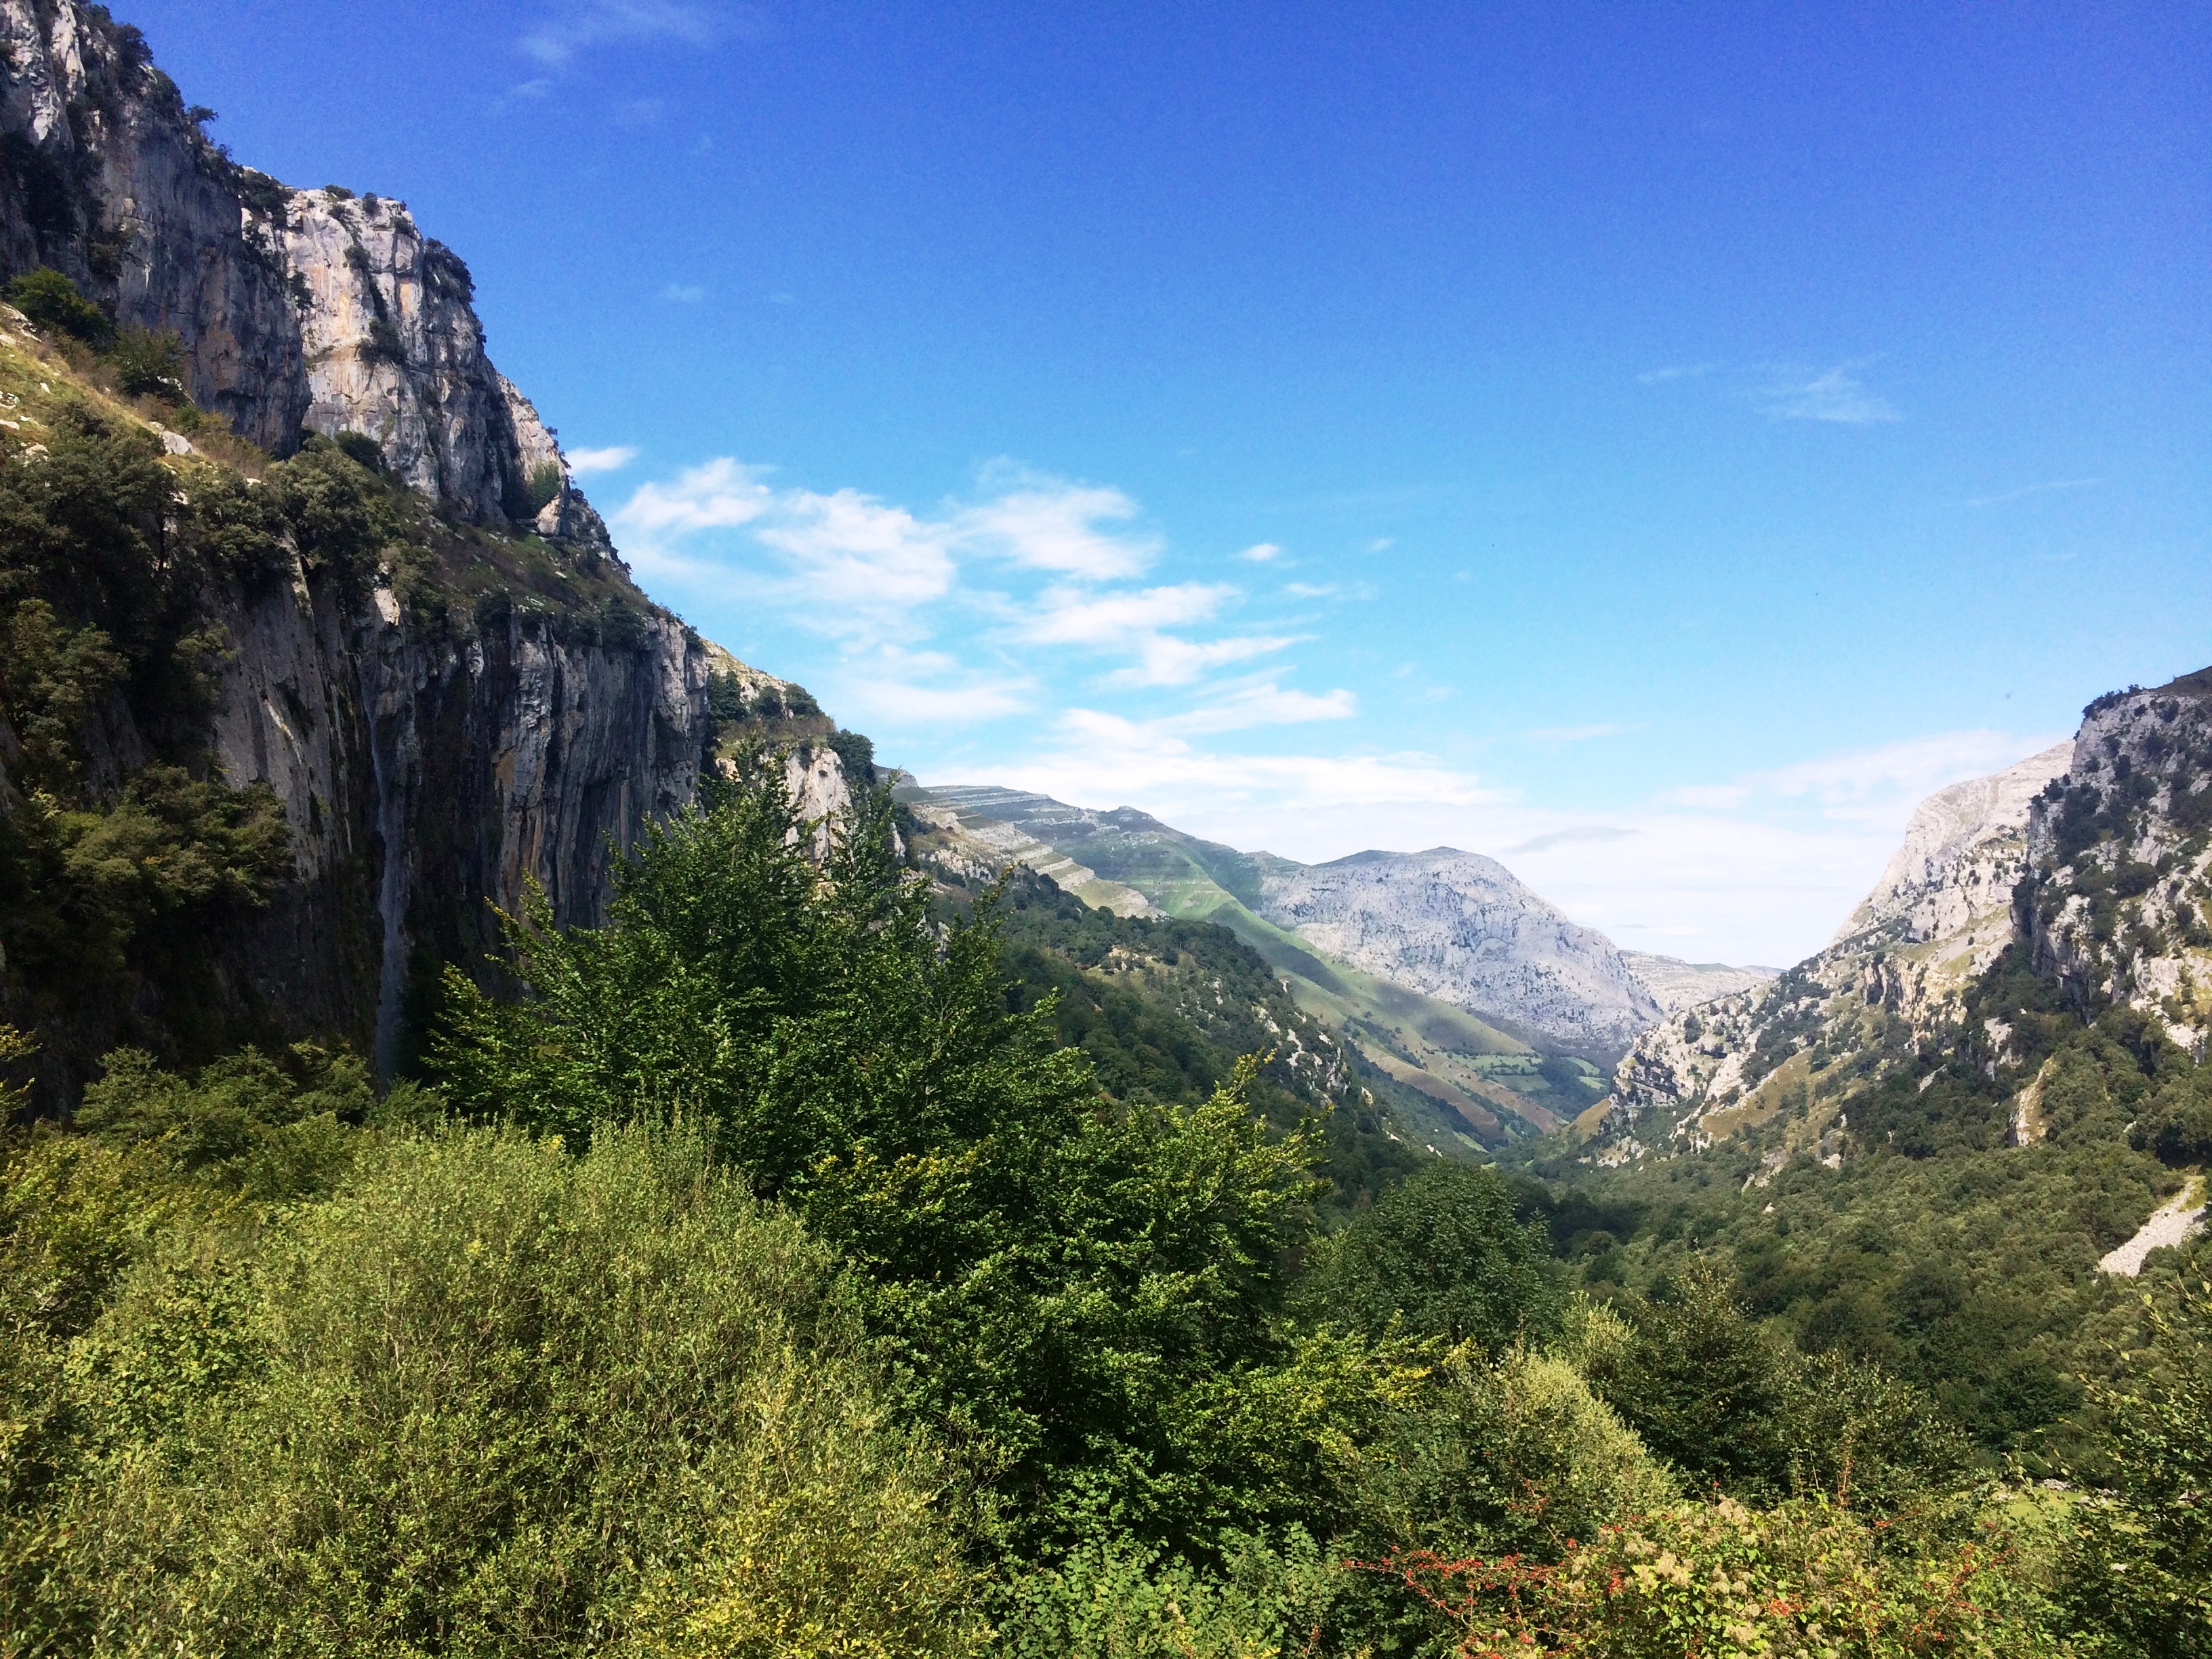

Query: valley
left=0, top=4, right=2204, bottom=1654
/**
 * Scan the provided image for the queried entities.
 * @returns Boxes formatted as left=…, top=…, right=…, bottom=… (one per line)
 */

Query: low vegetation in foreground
left=5, top=763, right=2208, bottom=1657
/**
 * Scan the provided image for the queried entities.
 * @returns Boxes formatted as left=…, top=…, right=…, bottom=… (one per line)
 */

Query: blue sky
left=134, top=2, right=2208, bottom=964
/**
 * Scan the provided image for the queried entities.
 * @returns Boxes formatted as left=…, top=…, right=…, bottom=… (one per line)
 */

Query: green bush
left=5, top=268, right=112, bottom=346
left=107, top=326, right=186, bottom=400
left=2060, top=1274, right=2212, bottom=1656
left=12, top=1123, right=981, bottom=1658
left=995, top=1529, right=1338, bottom=1659
left=1298, top=1160, right=1559, bottom=1351
left=330, top=427, right=385, bottom=472
left=435, top=767, right=1397, bottom=1558
left=1350, top=1332, right=1680, bottom=1564
left=2132, top=1064, right=2212, bottom=1164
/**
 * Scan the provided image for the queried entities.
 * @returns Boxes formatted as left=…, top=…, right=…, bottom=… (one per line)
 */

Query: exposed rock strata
left=2023, top=678, right=2212, bottom=1052
left=1252, top=849, right=1662, bottom=1050
left=0, top=3, right=859, bottom=1089
left=1597, top=676, right=2212, bottom=1163
left=0, top=0, right=609, bottom=541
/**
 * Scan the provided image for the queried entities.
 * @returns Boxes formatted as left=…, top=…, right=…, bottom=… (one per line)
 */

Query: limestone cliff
left=1593, top=678, right=2212, bottom=1166
left=2022, top=676, right=2212, bottom=1052
left=1250, top=849, right=1662, bottom=1051
left=0, top=5, right=857, bottom=1097
left=0, top=0, right=607, bottom=541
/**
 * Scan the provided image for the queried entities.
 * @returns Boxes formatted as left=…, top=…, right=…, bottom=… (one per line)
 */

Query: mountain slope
left=1593, top=680, right=2212, bottom=1164
left=908, top=784, right=1660, bottom=1052
left=0, top=1, right=855, bottom=1103
left=1254, top=848, right=1663, bottom=1051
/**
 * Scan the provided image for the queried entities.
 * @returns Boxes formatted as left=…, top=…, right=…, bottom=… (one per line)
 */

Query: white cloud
left=752, top=489, right=958, bottom=640
left=1012, top=583, right=1298, bottom=688
left=1502, top=827, right=1637, bottom=855
left=1965, top=477, right=2102, bottom=508
left=1758, top=361, right=1900, bottom=425
left=661, top=283, right=705, bottom=303
left=1168, top=682, right=1357, bottom=733
left=565, top=445, right=638, bottom=474
left=520, top=1, right=716, bottom=65
left=1024, top=582, right=1233, bottom=644
left=1747, top=729, right=2055, bottom=815
left=953, top=468, right=1158, bottom=579
left=1104, top=634, right=1300, bottom=689
left=1002, top=712, right=1502, bottom=825
left=1239, top=542, right=1284, bottom=562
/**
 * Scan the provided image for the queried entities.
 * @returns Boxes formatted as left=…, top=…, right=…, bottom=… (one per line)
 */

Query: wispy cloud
left=751, top=489, right=959, bottom=641
left=661, top=283, right=705, bottom=303
left=1166, top=681, right=1357, bottom=734
left=1965, top=476, right=2102, bottom=509
left=1502, top=826, right=1636, bottom=855
left=1637, top=361, right=1725, bottom=384
left=954, top=465, right=1158, bottom=579
left=521, top=1, right=718, bottom=66
left=1016, top=578, right=1300, bottom=688
left=835, top=647, right=1033, bottom=724
left=1757, top=360, right=1901, bottom=425
left=565, top=445, right=638, bottom=474
left=1239, top=542, right=1284, bottom=562
left=1656, top=729, right=2070, bottom=823
left=1008, top=712, right=1502, bottom=822
left=609, top=460, right=1307, bottom=695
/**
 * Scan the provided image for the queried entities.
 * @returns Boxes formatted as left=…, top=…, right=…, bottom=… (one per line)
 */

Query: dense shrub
left=108, top=326, right=186, bottom=400
left=5, top=268, right=112, bottom=346
left=2060, top=1274, right=2212, bottom=1657
left=5, top=1122, right=979, bottom=1658
left=1299, top=1160, right=1559, bottom=1351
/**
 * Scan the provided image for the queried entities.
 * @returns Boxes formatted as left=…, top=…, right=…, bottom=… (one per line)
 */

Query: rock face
left=1596, top=678, right=2212, bottom=1163
left=2023, top=677, right=2212, bottom=1052
left=0, top=3, right=855, bottom=1088
left=0, top=0, right=607, bottom=541
left=208, top=571, right=720, bottom=1077
left=1251, top=849, right=1662, bottom=1050
left=1836, top=741, right=2076, bottom=949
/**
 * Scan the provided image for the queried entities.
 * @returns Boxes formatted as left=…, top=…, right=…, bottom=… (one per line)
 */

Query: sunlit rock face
left=0, top=0, right=611, bottom=544
left=1252, top=848, right=1664, bottom=1050
left=1598, top=671, right=2212, bottom=1164
left=0, top=0, right=861, bottom=1084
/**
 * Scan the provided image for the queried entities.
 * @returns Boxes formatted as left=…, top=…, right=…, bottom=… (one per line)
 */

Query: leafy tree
left=2060, top=1273, right=2212, bottom=1657
left=108, top=325, right=187, bottom=400
left=1300, top=1160, right=1559, bottom=1351
left=5, top=268, right=112, bottom=347
left=8, top=1123, right=981, bottom=1658
left=436, top=764, right=1388, bottom=1557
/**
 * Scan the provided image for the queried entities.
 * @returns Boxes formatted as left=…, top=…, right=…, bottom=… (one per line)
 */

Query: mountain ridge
left=1594, top=681, right=2209, bottom=1166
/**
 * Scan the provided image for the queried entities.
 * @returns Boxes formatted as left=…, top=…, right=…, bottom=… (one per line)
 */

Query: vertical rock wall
left=0, top=0, right=609, bottom=539
left=0, top=1, right=859, bottom=1086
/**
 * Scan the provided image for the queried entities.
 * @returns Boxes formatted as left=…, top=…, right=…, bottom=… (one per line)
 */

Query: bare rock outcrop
left=1596, top=676, right=2212, bottom=1162
left=1254, top=848, right=1662, bottom=1050
left=0, top=0, right=611, bottom=542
